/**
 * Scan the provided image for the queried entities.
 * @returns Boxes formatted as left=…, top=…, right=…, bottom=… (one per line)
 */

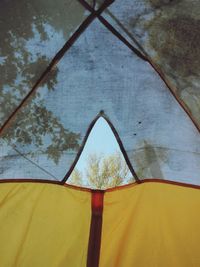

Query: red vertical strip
left=87, top=191, right=104, bottom=267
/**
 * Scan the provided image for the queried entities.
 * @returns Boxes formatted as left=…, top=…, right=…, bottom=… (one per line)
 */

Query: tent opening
left=67, top=116, right=136, bottom=189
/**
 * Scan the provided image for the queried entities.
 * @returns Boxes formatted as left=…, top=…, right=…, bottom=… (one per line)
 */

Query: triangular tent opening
left=67, top=117, right=135, bottom=189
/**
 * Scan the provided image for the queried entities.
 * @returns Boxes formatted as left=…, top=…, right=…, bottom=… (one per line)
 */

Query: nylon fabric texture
left=101, top=181, right=200, bottom=266
left=0, top=182, right=91, bottom=267
left=0, top=181, right=200, bottom=266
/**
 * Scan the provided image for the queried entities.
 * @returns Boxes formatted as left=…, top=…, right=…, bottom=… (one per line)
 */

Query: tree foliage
left=0, top=0, right=83, bottom=164
left=69, top=153, right=135, bottom=189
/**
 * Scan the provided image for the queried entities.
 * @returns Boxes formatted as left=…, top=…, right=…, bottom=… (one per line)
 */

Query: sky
left=72, top=117, right=123, bottom=173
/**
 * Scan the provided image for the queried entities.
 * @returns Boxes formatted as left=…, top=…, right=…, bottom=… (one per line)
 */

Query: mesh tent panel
left=1, top=17, right=200, bottom=184
left=0, top=0, right=88, bottom=126
left=104, top=0, right=200, bottom=130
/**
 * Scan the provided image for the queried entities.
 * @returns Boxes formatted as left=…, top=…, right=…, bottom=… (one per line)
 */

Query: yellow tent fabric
left=0, top=182, right=91, bottom=267
left=102, top=181, right=200, bottom=267
left=0, top=181, right=200, bottom=266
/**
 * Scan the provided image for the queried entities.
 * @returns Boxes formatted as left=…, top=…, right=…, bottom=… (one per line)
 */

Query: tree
left=0, top=0, right=83, bottom=165
left=68, top=152, right=135, bottom=189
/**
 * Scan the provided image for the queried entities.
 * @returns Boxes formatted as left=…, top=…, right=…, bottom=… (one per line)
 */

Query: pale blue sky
left=74, top=117, right=121, bottom=173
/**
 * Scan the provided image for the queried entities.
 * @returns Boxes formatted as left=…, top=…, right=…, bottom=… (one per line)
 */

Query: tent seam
left=0, top=0, right=114, bottom=136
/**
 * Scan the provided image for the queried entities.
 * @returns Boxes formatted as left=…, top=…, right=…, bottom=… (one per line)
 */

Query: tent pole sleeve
left=0, top=0, right=114, bottom=136
left=87, top=191, right=104, bottom=267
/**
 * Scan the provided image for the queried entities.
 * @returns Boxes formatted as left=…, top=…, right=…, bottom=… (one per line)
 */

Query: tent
left=0, top=0, right=200, bottom=266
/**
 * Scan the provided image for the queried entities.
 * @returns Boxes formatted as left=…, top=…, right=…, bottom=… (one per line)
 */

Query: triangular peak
left=1, top=14, right=200, bottom=185
left=84, top=0, right=111, bottom=9
left=67, top=116, right=136, bottom=189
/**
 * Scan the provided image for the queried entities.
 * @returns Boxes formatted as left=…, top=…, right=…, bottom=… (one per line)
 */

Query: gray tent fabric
left=0, top=0, right=200, bottom=186
left=0, top=0, right=88, bottom=126
left=104, top=0, right=200, bottom=129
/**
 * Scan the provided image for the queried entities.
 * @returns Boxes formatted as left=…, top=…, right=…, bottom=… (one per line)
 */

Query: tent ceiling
left=105, top=0, right=200, bottom=129
left=0, top=0, right=200, bottom=186
left=0, top=0, right=87, bottom=125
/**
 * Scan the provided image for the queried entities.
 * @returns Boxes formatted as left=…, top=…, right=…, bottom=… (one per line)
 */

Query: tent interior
left=0, top=0, right=200, bottom=266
